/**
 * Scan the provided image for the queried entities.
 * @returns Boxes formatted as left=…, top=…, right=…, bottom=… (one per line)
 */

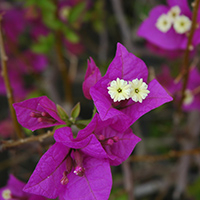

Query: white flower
left=129, top=78, right=150, bottom=103
left=155, top=14, right=173, bottom=33
left=107, top=78, right=130, bottom=102
left=183, top=89, right=194, bottom=105
left=167, top=6, right=181, bottom=22
left=2, top=189, right=12, bottom=200
left=173, top=15, right=191, bottom=34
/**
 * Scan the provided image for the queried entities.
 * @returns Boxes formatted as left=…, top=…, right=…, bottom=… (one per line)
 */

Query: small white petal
left=108, top=78, right=130, bottom=102
left=129, top=78, right=150, bottom=103
left=156, top=14, right=173, bottom=33
left=173, top=15, right=191, bottom=34
left=167, top=6, right=181, bottom=22
left=2, top=189, right=12, bottom=200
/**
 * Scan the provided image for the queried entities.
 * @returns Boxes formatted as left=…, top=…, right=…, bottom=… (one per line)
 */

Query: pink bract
left=0, top=174, right=46, bottom=200
left=13, top=96, right=66, bottom=131
left=82, top=57, right=102, bottom=100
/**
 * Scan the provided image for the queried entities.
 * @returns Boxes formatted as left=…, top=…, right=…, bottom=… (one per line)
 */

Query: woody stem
left=0, top=15, right=23, bottom=139
left=178, top=0, right=200, bottom=113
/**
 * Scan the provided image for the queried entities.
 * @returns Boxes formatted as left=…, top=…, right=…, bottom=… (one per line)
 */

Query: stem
left=178, top=0, right=200, bottom=113
left=110, top=0, right=134, bottom=52
left=0, top=15, right=23, bottom=139
left=130, top=147, right=200, bottom=162
left=0, top=130, right=54, bottom=151
left=122, top=160, right=134, bottom=200
left=55, top=31, right=73, bottom=105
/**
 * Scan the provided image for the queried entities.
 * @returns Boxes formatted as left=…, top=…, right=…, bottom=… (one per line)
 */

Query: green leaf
left=63, top=27, right=79, bottom=43
left=31, top=34, right=54, bottom=54
left=68, top=2, right=86, bottom=24
left=71, top=102, right=81, bottom=120
left=76, top=119, right=91, bottom=126
left=38, top=0, right=56, bottom=12
left=76, top=123, right=86, bottom=129
left=56, top=104, right=69, bottom=121
left=54, top=124, right=68, bottom=130
left=43, top=15, right=63, bottom=30
left=22, top=127, right=32, bottom=136
left=75, top=119, right=91, bottom=129
left=187, top=177, right=200, bottom=199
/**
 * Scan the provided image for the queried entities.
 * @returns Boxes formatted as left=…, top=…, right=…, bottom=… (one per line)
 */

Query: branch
left=0, top=14, right=23, bottom=139
left=0, top=130, right=54, bottom=151
left=122, top=160, right=134, bottom=200
left=55, top=31, right=73, bottom=105
left=178, top=0, right=200, bottom=113
left=130, top=147, right=200, bottom=162
left=110, top=0, right=134, bottom=52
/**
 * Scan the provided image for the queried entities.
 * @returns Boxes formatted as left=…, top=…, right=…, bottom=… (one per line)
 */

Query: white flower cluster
left=107, top=78, right=150, bottom=103
left=156, top=6, right=191, bottom=34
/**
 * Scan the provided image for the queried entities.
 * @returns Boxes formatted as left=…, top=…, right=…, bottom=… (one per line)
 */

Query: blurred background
left=0, top=0, right=200, bottom=199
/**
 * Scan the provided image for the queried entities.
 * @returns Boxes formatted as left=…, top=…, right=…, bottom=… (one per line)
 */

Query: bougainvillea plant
left=157, top=66, right=200, bottom=111
left=137, top=0, right=200, bottom=50
left=0, top=174, right=46, bottom=200
left=89, top=43, right=173, bottom=131
left=13, top=43, right=172, bottom=199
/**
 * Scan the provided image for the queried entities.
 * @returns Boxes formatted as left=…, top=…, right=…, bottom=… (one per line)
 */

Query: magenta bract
left=82, top=57, right=102, bottom=100
left=0, top=174, right=46, bottom=200
left=13, top=96, right=66, bottom=131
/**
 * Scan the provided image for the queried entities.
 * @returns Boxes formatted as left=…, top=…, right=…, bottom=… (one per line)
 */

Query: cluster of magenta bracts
left=138, top=0, right=200, bottom=52
left=13, top=43, right=172, bottom=200
left=137, top=0, right=200, bottom=112
left=2, top=0, right=200, bottom=199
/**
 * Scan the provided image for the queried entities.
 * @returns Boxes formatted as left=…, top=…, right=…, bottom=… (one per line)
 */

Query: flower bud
left=60, top=171, right=69, bottom=185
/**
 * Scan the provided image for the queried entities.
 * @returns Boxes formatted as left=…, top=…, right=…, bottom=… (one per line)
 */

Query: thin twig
left=130, top=147, right=200, bottom=162
left=0, top=14, right=23, bottom=139
left=0, top=130, right=54, bottom=151
left=122, top=160, right=134, bottom=200
left=178, top=0, right=200, bottom=113
left=110, top=0, right=134, bottom=52
left=55, top=31, right=73, bottom=105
